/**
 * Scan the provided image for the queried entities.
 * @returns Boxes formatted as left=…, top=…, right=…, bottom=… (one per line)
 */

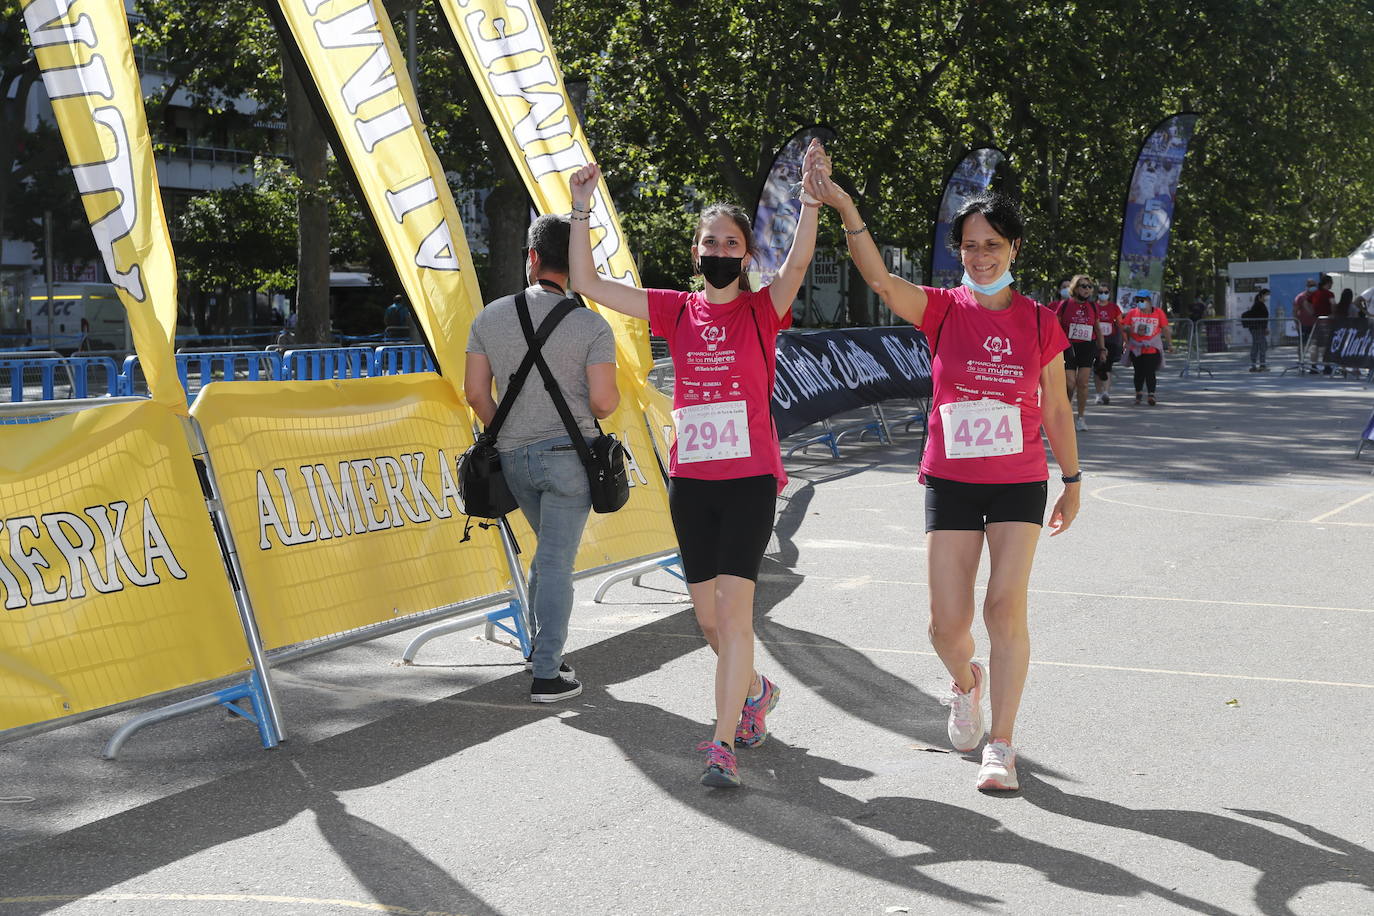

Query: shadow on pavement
left=1019, top=772, right=1374, bottom=916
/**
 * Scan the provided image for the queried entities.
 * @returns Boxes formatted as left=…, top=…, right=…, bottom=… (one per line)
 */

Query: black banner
left=772, top=328, right=932, bottom=438
left=1326, top=317, right=1374, bottom=370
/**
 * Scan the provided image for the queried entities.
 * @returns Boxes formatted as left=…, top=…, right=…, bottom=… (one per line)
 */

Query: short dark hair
left=948, top=192, right=1025, bottom=254
left=527, top=214, right=570, bottom=273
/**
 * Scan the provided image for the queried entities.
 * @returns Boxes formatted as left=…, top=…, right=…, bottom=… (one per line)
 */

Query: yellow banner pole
left=437, top=0, right=653, bottom=385
left=266, top=0, right=485, bottom=389
left=21, top=0, right=187, bottom=410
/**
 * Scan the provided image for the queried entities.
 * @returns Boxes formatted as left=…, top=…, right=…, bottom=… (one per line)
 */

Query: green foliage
left=551, top=0, right=1374, bottom=307
left=176, top=157, right=298, bottom=292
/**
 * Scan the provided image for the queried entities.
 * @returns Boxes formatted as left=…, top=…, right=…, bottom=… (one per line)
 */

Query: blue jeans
left=502, top=434, right=592, bottom=679
left=1249, top=330, right=1267, bottom=366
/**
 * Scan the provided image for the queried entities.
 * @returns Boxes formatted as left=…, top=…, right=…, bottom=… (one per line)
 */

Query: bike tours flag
left=264, top=0, right=483, bottom=384
left=930, top=148, right=1004, bottom=290
left=1113, top=113, right=1199, bottom=308
left=752, top=125, right=836, bottom=287
left=439, top=0, right=651, bottom=380
left=21, top=0, right=186, bottom=409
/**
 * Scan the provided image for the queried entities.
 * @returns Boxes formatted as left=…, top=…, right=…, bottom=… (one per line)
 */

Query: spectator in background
left=384, top=295, right=410, bottom=341
left=1334, top=289, right=1358, bottom=379
left=1308, top=275, right=1336, bottom=374
left=1241, top=288, right=1270, bottom=372
left=1293, top=278, right=1317, bottom=371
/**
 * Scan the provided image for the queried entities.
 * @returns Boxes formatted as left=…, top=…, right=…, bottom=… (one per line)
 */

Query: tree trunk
left=282, top=51, right=332, bottom=345
left=483, top=178, right=530, bottom=299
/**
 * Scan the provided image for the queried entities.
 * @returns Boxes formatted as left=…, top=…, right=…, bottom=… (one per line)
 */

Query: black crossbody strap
left=514, top=291, right=600, bottom=467
left=484, top=293, right=578, bottom=440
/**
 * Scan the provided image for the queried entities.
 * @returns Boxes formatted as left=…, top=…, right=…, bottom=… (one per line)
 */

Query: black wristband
left=1061, top=471, right=1083, bottom=484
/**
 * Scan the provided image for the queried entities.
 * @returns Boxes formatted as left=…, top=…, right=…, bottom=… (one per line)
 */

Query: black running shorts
left=1063, top=340, right=1098, bottom=371
left=924, top=475, right=1048, bottom=532
left=668, top=475, right=777, bottom=583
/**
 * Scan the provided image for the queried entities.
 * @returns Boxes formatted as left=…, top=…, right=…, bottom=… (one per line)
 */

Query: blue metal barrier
left=373, top=345, right=436, bottom=376
left=13, top=345, right=440, bottom=404
left=1, top=355, right=123, bottom=402
left=283, top=346, right=374, bottom=381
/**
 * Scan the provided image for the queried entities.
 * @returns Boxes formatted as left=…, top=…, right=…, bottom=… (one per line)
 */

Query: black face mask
left=698, top=255, right=744, bottom=290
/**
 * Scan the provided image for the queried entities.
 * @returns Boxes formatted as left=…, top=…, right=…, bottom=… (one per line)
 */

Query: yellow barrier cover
left=268, top=0, right=483, bottom=385
left=21, top=0, right=186, bottom=410
left=0, top=402, right=248, bottom=731
left=440, top=0, right=653, bottom=381
left=190, top=375, right=512, bottom=650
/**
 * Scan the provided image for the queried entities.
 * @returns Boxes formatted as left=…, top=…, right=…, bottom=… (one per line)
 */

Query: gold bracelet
left=844, top=224, right=868, bottom=236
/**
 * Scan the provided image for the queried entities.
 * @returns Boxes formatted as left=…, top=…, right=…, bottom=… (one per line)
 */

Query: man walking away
left=465, top=215, right=620, bottom=702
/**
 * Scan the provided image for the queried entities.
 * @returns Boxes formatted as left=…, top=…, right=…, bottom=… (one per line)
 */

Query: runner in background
left=1122, top=291, right=1172, bottom=405
left=805, top=153, right=1080, bottom=793
left=567, top=148, right=821, bottom=790
left=1093, top=282, right=1124, bottom=403
left=1055, top=275, right=1107, bottom=430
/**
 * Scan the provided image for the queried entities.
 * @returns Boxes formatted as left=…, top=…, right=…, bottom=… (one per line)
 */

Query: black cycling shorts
left=1094, top=335, right=1123, bottom=377
left=924, top=475, right=1048, bottom=532
left=1063, top=340, right=1098, bottom=371
left=668, top=475, right=777, bottom=583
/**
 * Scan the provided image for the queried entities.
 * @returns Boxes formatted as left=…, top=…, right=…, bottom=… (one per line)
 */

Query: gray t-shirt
left=467, top=285, right=617, bottom=452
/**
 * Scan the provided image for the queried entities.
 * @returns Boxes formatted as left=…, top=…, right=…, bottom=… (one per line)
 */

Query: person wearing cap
left=1241, top=288, right=1270, bottom=371
left=1121, top=291, right=1171, bottom=405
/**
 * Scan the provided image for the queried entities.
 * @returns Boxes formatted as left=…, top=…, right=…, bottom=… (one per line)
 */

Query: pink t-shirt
left=648, top=287, right=791, bottom=488
left=1056, top=298, right=1100, bottom=342
left=918, top=285, right=1069, bottom=484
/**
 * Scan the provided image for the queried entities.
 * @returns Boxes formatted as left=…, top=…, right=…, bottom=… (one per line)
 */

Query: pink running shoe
left=698, top=740, right=741, bottom=788
left=977, top=739, right=1019, bottom=791
left=941, top=661, right=986, bottom=752
left=735, top=675, right=781, bottom=748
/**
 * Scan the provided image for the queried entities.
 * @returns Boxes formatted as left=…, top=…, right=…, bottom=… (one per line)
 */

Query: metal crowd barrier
left=0, top=352, right=123, bottom=401
left=6, top=344, right=449, bottom=405
left=374, top=344, right=436, bottom=375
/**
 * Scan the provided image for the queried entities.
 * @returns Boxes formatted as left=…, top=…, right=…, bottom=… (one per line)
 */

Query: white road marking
left=568, top=626, right=1374, bottom=690
left=1090, top=483, right=1374, bottom=527
left=1308, top=490, right=1374, bottom=523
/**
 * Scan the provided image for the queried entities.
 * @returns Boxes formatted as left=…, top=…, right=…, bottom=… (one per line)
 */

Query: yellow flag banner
left=267, top=0, right=483, bottom=385
left=440, top=0, right=653, bottom=381
left=0, top=401, right=249, bottom=731
left=189, top=376, right=512, bottom=650
left=21, top=0, right=185, bottom=410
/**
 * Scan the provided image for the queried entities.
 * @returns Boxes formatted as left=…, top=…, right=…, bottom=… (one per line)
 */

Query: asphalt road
left=2, top=353, right=1372, bottom=915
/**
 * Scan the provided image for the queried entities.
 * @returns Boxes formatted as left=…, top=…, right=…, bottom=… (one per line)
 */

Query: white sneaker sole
left=977, top=766, right=1019, bottom=791
left=530, top=683, right=583, bottom=703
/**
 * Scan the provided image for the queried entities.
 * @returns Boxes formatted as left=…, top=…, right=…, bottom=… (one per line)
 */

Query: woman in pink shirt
left=806, top=156, right=1080, bottom=792
left=567, top=149, right=820, bottom=789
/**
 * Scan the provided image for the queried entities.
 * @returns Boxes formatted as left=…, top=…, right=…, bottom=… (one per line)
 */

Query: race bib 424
left=939, top=398, right=1023, bottom=459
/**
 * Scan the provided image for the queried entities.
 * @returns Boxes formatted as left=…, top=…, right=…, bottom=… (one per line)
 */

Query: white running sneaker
left=978, top=739, right=1019, bottom=791
left=1075, top=416, right=1088, bottom=431
left=941, top=661, right=985, bottom=752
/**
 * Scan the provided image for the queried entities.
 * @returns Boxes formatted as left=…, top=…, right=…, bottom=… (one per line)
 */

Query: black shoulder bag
left=514, top=293, right=630, bottom=514
left=458, top=297, right=578, bottom=518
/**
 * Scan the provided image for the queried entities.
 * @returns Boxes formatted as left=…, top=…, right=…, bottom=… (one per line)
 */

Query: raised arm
left=804, top=148, right=927, bottom=325
left=568, top=164, right=649, bottom=320
left=766, top=140, right=822, bottom=317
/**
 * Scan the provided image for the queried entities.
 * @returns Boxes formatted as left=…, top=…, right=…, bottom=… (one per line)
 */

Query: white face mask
left=1059, top=286, right=1071, bottom=298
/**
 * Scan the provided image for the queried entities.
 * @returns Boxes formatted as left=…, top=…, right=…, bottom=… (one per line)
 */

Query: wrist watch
left=1061, top=471, right=1083, bottom=484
